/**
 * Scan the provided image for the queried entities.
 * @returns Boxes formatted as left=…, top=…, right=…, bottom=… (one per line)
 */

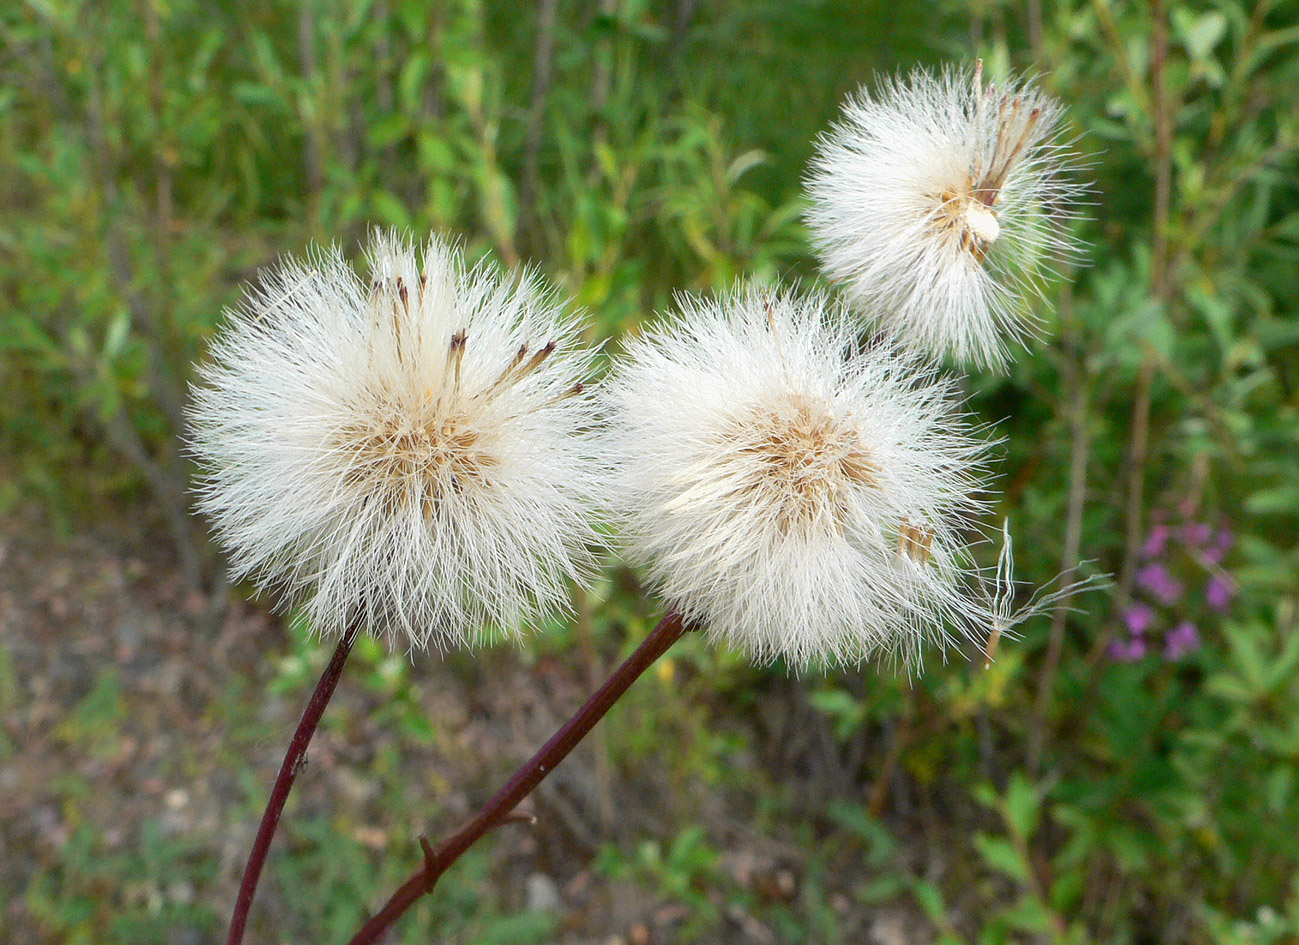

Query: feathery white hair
left=188, top=232, right=604, bottom=651
left=604, top=285, right=993, bottom=669
left=805, top=61, right=1084, bottom=368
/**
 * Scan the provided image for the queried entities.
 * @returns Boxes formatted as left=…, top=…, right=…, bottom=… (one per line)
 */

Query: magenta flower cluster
left=1110, top=513, right=1235, bottom=663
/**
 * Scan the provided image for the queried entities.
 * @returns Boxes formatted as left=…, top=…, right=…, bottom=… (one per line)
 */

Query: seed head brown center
left=335, top=404, right=496, bottom=517
left=732, top=393, right=878, bottom=534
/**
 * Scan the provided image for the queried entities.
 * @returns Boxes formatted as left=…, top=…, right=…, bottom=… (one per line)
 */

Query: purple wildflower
left=1137, top=562, right=1183, bottom=605
left=1142, top=524, right=1171, bottom=559
left=1203, top=528, right=1233, bottom=565
left=1109, top=637, right=1148, bottom=662
left=1205, top=575, right=1235, bottom=612
left=1181, top=521, right=1213, bottom=548
left=1123, top=603, right=1155, bottom=635
left=1164, top=621, right=1202, bottom=661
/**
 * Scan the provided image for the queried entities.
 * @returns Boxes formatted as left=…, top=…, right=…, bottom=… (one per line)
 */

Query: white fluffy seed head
left=188, top=231, right=605, bottom=651
left=805, top=61, right=1086, bottom=369
left=603, top=285, right=995, bottom=670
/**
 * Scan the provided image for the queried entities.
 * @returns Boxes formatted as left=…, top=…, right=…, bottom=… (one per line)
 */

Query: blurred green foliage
left=4, top=0, right=1299, bottom=942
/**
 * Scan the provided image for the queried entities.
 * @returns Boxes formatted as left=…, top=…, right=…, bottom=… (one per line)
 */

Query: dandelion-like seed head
left=605, top=285, right=994, bottom=669
left=188, top=231, right=604, bottom=651
left=805, top=61, right=1086, bottom=368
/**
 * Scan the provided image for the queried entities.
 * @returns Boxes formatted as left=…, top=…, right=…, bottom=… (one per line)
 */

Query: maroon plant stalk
left=228, top=627, right=359, bottom=945
left=346, top=611, right=689, bottom=945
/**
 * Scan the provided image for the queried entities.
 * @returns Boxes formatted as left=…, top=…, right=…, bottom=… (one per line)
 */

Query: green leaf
left=1003, top=774, right=1042, bottom=840
left=909, top=877, right=949, bottom=922
left=101, top=309, right=131, bottom=361
left=368, top=113, right=410, bottom=148
left=975, top=834, right=1029, bottom=883
left=1172, top=9, right=1227, bottom=61
left=1002, top=897, right=1055, bottom=934
left=369, top=190, right=411, bottom=228
left=827, top=801, right=896, bottom=863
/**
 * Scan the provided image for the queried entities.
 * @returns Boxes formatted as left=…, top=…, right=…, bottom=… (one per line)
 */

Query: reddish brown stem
left=228, top=627, right=358, bottom=945
left=346, top=611, right=689, bottom=945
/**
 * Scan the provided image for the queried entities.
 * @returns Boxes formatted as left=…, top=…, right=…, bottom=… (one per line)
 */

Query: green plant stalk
left=346, top=611, right=689, bottom=945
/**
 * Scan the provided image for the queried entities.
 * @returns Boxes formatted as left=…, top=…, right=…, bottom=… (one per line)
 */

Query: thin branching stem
left=1028, top=297, right=1090, bottom=773
left=1110, top=0, right=1175, bottom=658
left=228, top=626, right=359, bottom=945
left=346, top=611, right=690, bottom=945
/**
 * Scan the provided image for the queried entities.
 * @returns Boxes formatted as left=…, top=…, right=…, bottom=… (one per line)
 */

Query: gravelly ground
left=0, top=503, right=936, bottom=945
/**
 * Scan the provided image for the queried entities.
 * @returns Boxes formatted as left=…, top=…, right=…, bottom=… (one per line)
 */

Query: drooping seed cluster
left=805, top=61, right=1084, bottom=368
